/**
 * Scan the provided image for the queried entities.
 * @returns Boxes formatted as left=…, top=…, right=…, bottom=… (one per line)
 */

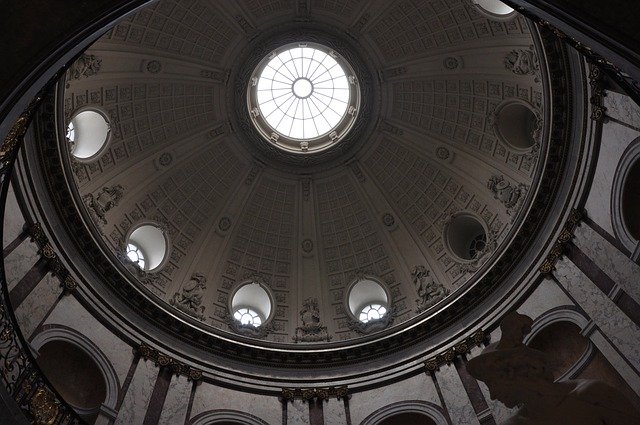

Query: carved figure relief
left=468, top=312, right=640, bottom=424
left=170, top=272, right=207, bottom=320
left=487, top=175, right=527, bottom=216
left=411, top=265, right=450, bottom=313
left=83, top=185, right=124, bottom=225
left=293, top=298, right=331, bottom=342
left=504, top=49, right=540, bottom=80
left=68, top=54, right=102, bottom=81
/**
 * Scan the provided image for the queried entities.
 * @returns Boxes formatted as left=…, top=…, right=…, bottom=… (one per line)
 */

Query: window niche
left=345, top=275, right=394, bottom=334
left=66, top=109, right=111, bottom=161
left=123, top=223, right=169, bottom=273
left=227, top=278, right=275, bottom=338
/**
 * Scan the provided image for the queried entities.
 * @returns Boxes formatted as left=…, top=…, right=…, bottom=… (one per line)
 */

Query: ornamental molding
left=30, top=26, right=579, bottom=368
left=281, top=386, right=348, bottom=402
left=538, top=209, right=583, bottom=274
left=423, top=330, right=486, bottom=371
left=28, top=223, right=78, bottom=293
left=136, top=343, right=203, bottom=381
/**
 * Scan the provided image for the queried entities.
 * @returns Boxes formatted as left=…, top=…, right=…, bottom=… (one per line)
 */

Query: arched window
left=493, top=101, right=540, bottom=151
left=125, top=224, right=168, bottom=272
left=445, top=214, right=488, bottom=261
left=67, top=109, right=111, bottom=160
left=230, top=281, right=273, bottom=329
left=346, top=277, right=391, bottom=326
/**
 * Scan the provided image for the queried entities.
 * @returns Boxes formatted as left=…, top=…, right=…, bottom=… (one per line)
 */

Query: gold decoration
left=29, top=388, right=59, bottom=425
left=539, top=209, right=583, bottom=274
left=423, top=331, right=486, bottom=372
left=136, top=343, right=202, bottom=381
left=281, top=386, right=349, bottom=401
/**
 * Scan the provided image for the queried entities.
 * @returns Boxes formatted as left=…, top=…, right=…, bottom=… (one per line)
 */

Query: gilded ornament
left=29, top=388, right=59, bottom=425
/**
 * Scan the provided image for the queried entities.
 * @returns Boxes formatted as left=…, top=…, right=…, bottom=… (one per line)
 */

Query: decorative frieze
left=539, top=209, right=583, bottom=274
left=281, top=386, right=348, bottom=402
left=424, top=330, right=486, bottom=371
left=136, top=343, right=203, bottom=381
left=28, top=223, right=78, bottom=293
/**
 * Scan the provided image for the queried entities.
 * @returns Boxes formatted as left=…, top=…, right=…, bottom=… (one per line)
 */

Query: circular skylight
left=248, top=42, right=360, bottom=154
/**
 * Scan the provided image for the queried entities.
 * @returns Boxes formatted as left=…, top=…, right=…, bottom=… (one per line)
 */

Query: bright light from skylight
left=256, top=46, right=350, bottom=140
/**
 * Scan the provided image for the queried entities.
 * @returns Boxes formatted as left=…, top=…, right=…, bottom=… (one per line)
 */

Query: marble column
left=323, top=398, right=348, bottom=425
left=434, top=363, right=479, bottom=425
left=554, top=257, right=640, bottom=378
left=287, top=399, right=311, bottom=425
left=157, top=375, right=192, bottom=424
left=114, top=357, right=157, bottom=425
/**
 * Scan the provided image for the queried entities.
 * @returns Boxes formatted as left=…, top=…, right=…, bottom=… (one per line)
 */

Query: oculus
left=248, top=42, right=360, bottom=154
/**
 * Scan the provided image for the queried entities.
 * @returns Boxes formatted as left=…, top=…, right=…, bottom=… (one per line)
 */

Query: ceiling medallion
left=247, top=42, right=361, bottom=154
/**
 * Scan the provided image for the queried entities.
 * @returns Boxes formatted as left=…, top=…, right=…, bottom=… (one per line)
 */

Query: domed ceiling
left=50, top=0, right=555, bottom=350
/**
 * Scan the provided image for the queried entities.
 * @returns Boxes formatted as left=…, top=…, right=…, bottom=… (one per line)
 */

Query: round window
left=230, top=282, right=273, bottom=329
left=125, top=224, right=168, bottom=272
left=248, top=42, right=360, bottom=154
left=445, top=214, right=488, bottom=261
left=359, top=303, right=387, bottom=323
left=67, top=109, right=111, bottom=160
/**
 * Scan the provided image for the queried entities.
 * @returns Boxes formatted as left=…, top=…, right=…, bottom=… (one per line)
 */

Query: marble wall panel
left=468, top=342, right=517, bottom=424
left=604, top=91, right=640, bottom=128
left=323, top=398, right=347, bottom=425
left=435, top=363, right=479, bottom=425
left=189, top=382, right=282, bottom=425
left=584, top=121, right=639, bottom=235
left=349, top=373, right=441, bottom=425
left=287, top=399, right=310, bottom=425
left=114, top=358, right=157, bottom=425
left=554, top=258, right=640, bottom=372
left=4, top=239, right=39, bottom=292
left=44, top=296, right=134, bottom=383
left=158, top=374, right=191, bottom=425
left=589, top=329, right=640, bottom=398
left=574, top=223, right=640, bottom=303
left=2, top=182, right=25, bottom=248
left=14, top=273, right=61, bottom=338
left=516, top=277, right=574, bottom=320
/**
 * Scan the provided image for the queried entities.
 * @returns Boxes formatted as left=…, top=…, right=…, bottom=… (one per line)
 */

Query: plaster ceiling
left=58, top=0, right=549, bottom=346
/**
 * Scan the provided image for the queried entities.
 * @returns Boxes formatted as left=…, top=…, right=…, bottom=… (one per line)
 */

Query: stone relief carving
left=468, top=312, right=640, bottom=424
left=487, top=175, right=527, bottom=216
left=68, top=54, right=102, bottom=81
left=170, top=272, right=207, bottom=320
left=504, top=48, right=540, bottom=81
left=411, top=265, right=450, bottom=313
left=82, top=185, right=124, bottom=225
left=293, top=298, right=331, bottom=342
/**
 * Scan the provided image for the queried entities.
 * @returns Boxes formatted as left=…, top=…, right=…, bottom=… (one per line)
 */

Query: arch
left=189, top=409, right=270, bottom=425
left=611, top=136, right=640, bottom=252
left=31, top=326, right=120, bottom=412
left=524, top=308, right=593, bottom=381
left=359, top=400, right=448, bottom=425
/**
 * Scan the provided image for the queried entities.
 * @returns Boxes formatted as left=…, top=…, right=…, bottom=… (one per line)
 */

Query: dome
left=4, top=0, right=640, bottom=423
left=47, top=0, right=551, bottom=352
